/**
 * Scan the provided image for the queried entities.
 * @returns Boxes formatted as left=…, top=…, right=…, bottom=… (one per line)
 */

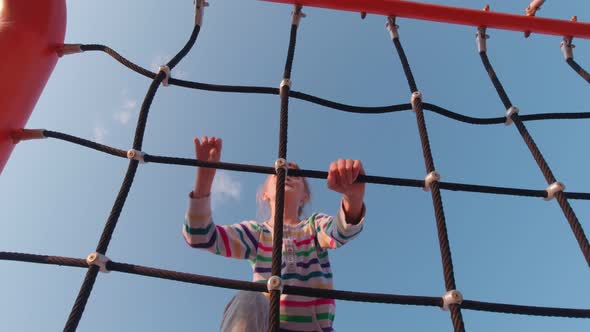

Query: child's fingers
left=352, top=159, right=361, bottom=182
left=216, top=137, right=223, bottom=154
left=194, top=137, right=202, bottom=158
left=327, top=161, right=338, bottom=190
left=337, top=159, right=347, bottom=186
left=345, top=159, right=354, bottom=184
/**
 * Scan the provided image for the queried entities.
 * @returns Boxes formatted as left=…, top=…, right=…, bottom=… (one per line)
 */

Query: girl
left=184, top=136, right=366, bottom=332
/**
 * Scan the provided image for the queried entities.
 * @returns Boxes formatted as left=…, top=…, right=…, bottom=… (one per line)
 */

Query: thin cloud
left=93, top=125, right=108, bottom=143
left=113, top=111, right=133, bottom=125
left=123, top=98, right=137, bottom=109
left=114, top=93, right=137, bottom=125
left=211, top=171, right=242, bottom=209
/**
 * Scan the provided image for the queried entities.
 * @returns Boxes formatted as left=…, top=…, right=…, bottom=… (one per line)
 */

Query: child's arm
left=315, top=159, right=366, bottom=249
left=192, top=136, right=221, bottom=199
left=183, top=136, right=259, bottom=260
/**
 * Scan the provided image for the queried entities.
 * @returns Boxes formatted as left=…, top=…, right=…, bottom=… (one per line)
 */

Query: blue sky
left=1, top=0, right=589, bottom=331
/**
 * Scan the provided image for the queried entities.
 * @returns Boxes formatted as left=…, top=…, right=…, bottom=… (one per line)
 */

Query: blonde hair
left=256, top=164, right=311, bottom=221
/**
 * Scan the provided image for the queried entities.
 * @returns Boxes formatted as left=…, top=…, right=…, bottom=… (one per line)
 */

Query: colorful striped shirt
left=183, top=195, right=365, bottom=332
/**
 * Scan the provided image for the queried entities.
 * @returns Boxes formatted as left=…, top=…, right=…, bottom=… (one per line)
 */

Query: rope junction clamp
left=476, top=26, right=489, bottom=53
left=545, top=181, right=565, bottom=201
left=505, top=106, right=519, bottom=126
left=56, top=44, right=83, bottom=58
left=195, top=0, right=209, bottom=27
left=274, top=158, right=288, bottom=175
left=86, top=252, right=111, bottom=273
left=385, top=16, right=399, bottom=40
left=127, top=149, right=146, bottom=163
left=561, top=37, right=575, bottom=60
left=11, top=129, right=46, bottom=144
left=267, top=275, right=283, bottom=292
left=280, top=79, right=292, bottom=89
left=291, top=5, right=306, bottom=26
left=423, top=171, right=440, bottom=192
left=561, top=17, right=578, bottom=60
left=159, top=65, right=171, bottom=86
left=411, top=91, right=422, bottom=111
left=441, top=290, right=463, bottom=311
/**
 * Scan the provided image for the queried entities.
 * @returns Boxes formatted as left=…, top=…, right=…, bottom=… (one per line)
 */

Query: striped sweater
left=183, top=195, right=365, bottom=332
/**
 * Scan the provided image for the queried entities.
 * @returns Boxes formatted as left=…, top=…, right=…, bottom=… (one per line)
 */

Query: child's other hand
left=195, top=136, right=222, bottom=163
left=193, top=136, right=222, bottom=197
left=327, top=159, right=365, bottom=200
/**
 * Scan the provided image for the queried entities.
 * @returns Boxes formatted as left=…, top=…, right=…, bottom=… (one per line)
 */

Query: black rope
left=80, top=44, right=157, bottom=79
left=63, top=25, right=201, bottom=332
left=3, top=251, right=590, bottom=319
left=479, top=50, right=590, bottom=268
left=43, top=130, right=127, bottom=158
left=566, top=58, right=590, bottom=84
left=33, top=130, right=590, bottom=200
left=479, top=52, right=512, bottom=109
left=269, top=17, right=300, bottom=332
left=75, top=44, right=590, bottom=122
left=391, top=29, right=465, bottom=332
left=14, top=7, right=589, bottom=332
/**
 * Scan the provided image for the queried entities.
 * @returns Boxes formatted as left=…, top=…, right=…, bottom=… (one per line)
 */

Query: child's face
left=263, top=162, right=309, bottom=208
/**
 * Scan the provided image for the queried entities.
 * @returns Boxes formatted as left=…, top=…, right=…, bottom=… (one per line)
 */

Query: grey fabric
left=220, top=291, right=269, bottom=332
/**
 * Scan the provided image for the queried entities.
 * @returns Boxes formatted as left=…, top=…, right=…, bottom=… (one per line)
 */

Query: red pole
left=261, top=0, right=590, bottom=39
left=0, top=0, right=66, bottom=174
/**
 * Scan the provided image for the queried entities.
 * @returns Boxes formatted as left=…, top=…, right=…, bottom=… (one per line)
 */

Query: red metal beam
left=261, top=0, right=590, bottom=39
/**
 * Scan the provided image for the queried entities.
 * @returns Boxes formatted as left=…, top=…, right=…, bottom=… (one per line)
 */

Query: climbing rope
left=72, top=44, right=590, bottom=120
left=63, top=21, right=201, bottom=332
left=2, top=251, right=590, bottom=319
left=478, top=26, right=590, bottom=269
left=387, top=16, right=465, bottom=332
left=3, top=2, right=590, bottom=332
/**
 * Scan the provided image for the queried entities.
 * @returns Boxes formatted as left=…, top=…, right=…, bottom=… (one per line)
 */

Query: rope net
left=4, top=1, right=590, bottom=331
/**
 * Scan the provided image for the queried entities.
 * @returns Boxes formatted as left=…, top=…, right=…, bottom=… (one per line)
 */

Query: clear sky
left=1, top=0, right=589, bottom=331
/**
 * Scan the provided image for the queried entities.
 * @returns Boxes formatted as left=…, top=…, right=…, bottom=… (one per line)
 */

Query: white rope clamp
left=195, top=0, right=209, bottom=27
left=423, top=171, right=440, bottom=192
left=545, top=181, right=565, bottom=201
left=476, top=26, right=489, bottom=53
left=280, top=79, right=292, bottom=90
left=291, top=5, right=306, bottom=26
left=385, top=16, right=399, bottom=40
left=86, top=252, right=111, bottom=273
left=267, top=275, right=283, bottom=292
left=411, top=91, right=422, bottom=112
left=442, top=290, right=463, bottom=311
left=11, top=129, right=46, bottom=144
left=504, top=106, right=519, bottom=126
left=561, top=36, right=575, bottom=60
left=274, top=158, right=288, bottom=175
left=159, top=65, right=171, bottom=86
left=56, top=44, right=83, bottom=58
left=561, top=17, right=578, bottom=60
left=127, top=149, right=146, bottom=163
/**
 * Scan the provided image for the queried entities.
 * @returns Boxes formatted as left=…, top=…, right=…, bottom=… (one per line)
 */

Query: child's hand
left=327, top=159, right=365, bottom=223
left=327, top=159, right=365, bottom=200
left=193, top=136, right=222, bottom=198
